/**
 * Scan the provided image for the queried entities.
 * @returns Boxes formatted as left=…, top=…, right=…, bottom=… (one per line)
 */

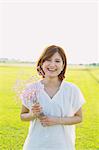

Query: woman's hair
left=36, top=45, right=67, bottom=81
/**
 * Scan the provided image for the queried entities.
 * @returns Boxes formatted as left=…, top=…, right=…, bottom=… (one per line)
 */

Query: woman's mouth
left=47, top=68, right=57, bottom=72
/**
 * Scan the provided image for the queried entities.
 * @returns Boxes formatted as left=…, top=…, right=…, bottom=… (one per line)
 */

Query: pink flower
left=21, top=82, right=43, bottom=105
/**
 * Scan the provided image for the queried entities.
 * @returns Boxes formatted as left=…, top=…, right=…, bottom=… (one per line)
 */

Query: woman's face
left=42, top=52, right=64, bottom=78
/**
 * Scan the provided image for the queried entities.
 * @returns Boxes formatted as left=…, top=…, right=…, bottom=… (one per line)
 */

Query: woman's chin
left=45, top=74, right=58, bottom=78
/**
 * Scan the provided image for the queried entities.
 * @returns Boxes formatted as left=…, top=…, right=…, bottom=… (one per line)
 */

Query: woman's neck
left=42, top=77, right=61, bottom=87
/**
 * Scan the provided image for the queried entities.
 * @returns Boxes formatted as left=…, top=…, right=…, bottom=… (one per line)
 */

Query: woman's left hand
left=39, top=116, right=59, bottom=127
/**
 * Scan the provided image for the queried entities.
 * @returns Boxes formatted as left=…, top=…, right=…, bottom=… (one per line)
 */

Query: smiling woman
left=20, top=45, right=86, bottom=150
left=37, top=45, right=67, bottom=81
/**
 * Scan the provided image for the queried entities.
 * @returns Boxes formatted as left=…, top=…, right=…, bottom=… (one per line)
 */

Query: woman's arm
left=20, top=105, right=36, bottom=121
left=40, top=108, right=83, bottom=126
left=20, top=103, right=43, bottom=121
left=59, top=108, right=83, bottom=125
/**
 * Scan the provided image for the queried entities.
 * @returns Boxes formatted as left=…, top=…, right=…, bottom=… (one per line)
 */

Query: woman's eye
left=56, top=60, right=60, bottom=63
left=47, top=59, right=51, bottom=61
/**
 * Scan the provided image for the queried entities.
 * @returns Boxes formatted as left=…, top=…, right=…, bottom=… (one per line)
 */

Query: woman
left=20, top=45, right=85, bottom=150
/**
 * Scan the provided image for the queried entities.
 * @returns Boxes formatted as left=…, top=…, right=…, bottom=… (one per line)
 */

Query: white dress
left=20, top=80, right=86, bottom=150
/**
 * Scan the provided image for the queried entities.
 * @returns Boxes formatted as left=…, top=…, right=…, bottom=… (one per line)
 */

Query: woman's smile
left=47, top=68, right=57, bottom=72
left=42, top=52, right=64, bottom=77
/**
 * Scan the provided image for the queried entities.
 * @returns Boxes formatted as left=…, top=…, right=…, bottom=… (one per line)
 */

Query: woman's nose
left=49, top=61, right=56, bottom=67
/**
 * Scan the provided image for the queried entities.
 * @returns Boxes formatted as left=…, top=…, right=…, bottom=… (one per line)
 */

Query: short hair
left=37, top=45, right=67, bottom=81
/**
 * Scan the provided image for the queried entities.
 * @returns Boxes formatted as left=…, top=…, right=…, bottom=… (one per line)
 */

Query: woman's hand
left=31, top=102, right=43, bottom=118
left=39, top=116, right=59, bottom=127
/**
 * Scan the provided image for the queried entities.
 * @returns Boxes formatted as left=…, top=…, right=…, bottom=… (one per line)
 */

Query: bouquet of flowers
left=13, top=70, right=45, bottom=117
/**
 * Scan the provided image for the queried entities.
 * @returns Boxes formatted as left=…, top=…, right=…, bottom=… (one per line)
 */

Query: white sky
left=0, top=0, right=99, bottom=64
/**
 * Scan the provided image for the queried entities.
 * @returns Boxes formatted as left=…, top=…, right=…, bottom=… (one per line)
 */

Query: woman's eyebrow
left=55, top=58, right=61, bottom=60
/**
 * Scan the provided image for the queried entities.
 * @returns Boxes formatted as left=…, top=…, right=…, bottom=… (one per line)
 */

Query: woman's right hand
left=31, top=102, right=43, bottom=118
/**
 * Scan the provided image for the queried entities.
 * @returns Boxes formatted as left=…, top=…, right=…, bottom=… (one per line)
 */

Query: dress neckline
left=39, top=79, right=64, bottom=101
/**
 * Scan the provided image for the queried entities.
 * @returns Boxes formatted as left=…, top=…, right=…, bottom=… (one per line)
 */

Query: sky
left=0, top=0, right=99, bottom=64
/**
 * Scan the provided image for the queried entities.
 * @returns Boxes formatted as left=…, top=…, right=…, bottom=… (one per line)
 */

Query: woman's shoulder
left=21, top=80, right=42, bottom=97
left=63, top=80, right=80, bottom=91
left=25, top=80, right=40, bottom=89
left=25, top=79, right=44, bottom=91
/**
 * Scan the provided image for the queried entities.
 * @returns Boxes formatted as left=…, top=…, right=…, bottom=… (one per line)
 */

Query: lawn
left=0, top=64, right=99, bottom=150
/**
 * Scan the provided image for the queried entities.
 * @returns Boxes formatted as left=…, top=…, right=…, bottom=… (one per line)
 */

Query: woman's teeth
left=47, top=68, right=56, bottom=72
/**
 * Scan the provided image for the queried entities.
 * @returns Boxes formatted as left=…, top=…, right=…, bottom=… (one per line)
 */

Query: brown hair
left=37, top=45, right=67, bottom=81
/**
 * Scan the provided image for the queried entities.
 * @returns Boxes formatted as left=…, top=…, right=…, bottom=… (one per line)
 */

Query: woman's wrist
left=55, top=117, right=64, bottom=125
left=29, top=111, right=37, bottom=120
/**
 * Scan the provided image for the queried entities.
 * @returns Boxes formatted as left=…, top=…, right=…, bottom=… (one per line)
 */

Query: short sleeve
left=71, top=85, right=86, bottom=114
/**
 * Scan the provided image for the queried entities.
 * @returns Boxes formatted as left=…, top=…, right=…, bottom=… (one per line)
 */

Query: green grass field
left=0, top=64, right=99, bottom=150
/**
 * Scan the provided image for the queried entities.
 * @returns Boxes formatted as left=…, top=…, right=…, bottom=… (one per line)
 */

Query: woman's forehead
left=49, top=52, right=62, bottom=59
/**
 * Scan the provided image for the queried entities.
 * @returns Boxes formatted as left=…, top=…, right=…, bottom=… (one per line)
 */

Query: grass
left=0, top=64, right=99, bottom=150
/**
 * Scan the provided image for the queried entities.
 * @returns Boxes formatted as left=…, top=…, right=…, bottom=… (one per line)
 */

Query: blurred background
left=0, top=0, right=99, bottom=150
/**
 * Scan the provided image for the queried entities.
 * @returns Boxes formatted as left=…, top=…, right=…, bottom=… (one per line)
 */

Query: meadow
left=0, top=64, right=99, bottom=150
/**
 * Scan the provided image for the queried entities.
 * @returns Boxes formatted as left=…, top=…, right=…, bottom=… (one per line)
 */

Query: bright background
left=0, top=0, right=99, bottom=64
left=0, top=1, right=99, bottom=149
